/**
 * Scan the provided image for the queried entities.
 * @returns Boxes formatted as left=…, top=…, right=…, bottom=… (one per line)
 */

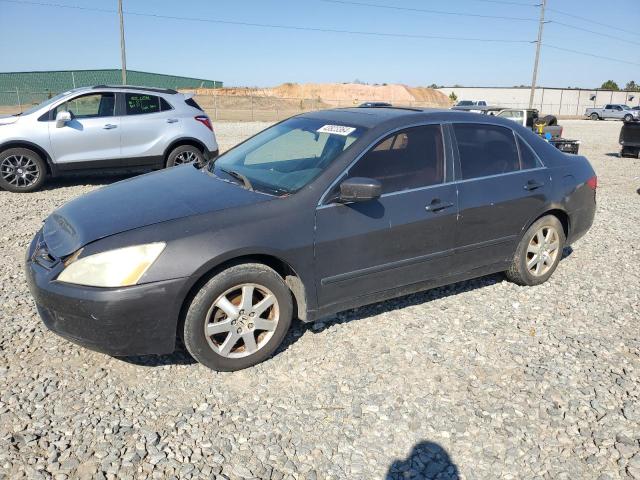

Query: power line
left=319, top=0, right=538, bottom=22
left=544, top=44, right=640, bottom=67
left=549, top=19, right=640, bottom=46
left=0, top=0, right=533, bottom=43
left=453, top=0, right=536, bottom=6
left=547, top=7, right=640, bottom=38
left=320, top=0, right=640, bottom=46
left=3, top=0, right=639, bottom=68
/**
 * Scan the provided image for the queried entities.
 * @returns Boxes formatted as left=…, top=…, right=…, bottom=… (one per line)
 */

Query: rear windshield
left=211, top=117, right=365, bottom=195
left=185, top=98, right=204, bottom=111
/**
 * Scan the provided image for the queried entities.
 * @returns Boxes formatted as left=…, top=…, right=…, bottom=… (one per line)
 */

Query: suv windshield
left=211, top=117, right=365, bottom=194
left=19, top=91, right=73, bottom=116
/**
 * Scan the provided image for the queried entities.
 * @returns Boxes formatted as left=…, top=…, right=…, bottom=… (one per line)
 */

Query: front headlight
left=57, top=243, right=166, bottom=287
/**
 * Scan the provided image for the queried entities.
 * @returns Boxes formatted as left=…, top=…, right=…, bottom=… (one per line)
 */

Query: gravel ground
left=1, top=120, right=639, bottom=480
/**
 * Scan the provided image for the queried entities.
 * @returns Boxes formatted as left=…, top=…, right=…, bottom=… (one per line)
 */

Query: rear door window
left=125, top=93, right=161, bottom=115
left=453, top=124, right=520, bottom=180
left=348, top=125, right=445, bottom=194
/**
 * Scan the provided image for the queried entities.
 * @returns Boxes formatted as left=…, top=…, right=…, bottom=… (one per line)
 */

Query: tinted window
left=126, top=93, right=161, bottom=115
left=348, top=125, right=444, bottom=194
left=454, top=124, right=519, bottom=180
left=160, top=97, right=173, bottom=111
left=604, top=105, right=612, bottom=110
left=517, top=136, right=542, bottom=170
left=53, top=93, right=115, bottom=119
left=184, top=97, right=203, bottom=111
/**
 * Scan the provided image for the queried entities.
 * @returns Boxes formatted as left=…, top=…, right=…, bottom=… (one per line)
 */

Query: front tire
left=0, top=148, right=47, bottom=193
left=506, top=215, right=566, bottom=286
left=590, top=113, right=599, bottom=121
left=624, top=114, right=633, bottom=123
left=166, top=145, right=204, bottom=168
left=183, top=263, right=293, bottom=371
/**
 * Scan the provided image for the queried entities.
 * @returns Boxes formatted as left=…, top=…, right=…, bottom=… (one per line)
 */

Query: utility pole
left=529, top=0, right=546, bottom=108
left=118, top=0, right=127, bottom=85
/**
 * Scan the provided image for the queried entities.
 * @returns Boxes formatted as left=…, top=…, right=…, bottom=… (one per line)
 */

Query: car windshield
left=210, top=117, right=365, bottom=195
left=621, top=105, right=631, bottom=110
left=457, top=101, right=474, bottom=106
left=18, top=91, right=73, bottom=116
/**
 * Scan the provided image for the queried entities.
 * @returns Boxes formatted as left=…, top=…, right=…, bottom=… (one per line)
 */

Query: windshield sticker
left=317, top=124, right=356, bottom=136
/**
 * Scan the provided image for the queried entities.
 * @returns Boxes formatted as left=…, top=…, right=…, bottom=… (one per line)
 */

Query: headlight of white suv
left=57, top=243, right=166, bottom=287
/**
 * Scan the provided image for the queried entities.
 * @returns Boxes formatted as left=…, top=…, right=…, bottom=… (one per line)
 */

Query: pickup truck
left=451, top=100, right=488, bottom=112
left=585, top=104, right=639, bottom=122
left=495, top=108, right=580, bottom=154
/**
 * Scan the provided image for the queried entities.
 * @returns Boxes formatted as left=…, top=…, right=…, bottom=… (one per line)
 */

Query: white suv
left=0, top=85, right=218, bottom=192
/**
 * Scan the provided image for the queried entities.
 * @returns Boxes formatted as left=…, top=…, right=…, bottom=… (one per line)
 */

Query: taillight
left=559, top=127, right=563, bottom=137
left=586, top=175, right=597, bottom=190
left=195, top=115, right=212, bottom=131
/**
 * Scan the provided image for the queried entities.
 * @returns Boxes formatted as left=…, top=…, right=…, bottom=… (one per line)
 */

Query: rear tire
left=506, top=215, right=566, bottom=286
left=183, top=263, right=293, bottom=371
left=166, top=145, right=204, bottom=168
left=0, top=148, right=47, bottom=193
left=590, top=113, right=599, bottom=121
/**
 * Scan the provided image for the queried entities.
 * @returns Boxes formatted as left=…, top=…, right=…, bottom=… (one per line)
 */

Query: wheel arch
left=0, top=140, right=54, bottom=175
left=177, top=253, right=309, bottom=339
left=526, top=208, right=570, bottom=240
left=163, top=137, right=208, bottom=164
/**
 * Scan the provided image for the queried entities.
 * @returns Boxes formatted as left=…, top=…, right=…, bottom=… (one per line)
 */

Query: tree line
left=600, top=80, right=639, bottom=91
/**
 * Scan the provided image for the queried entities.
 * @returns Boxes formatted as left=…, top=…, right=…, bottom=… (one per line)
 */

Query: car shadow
left=604, top=153, right=620, bottom=158
left=118, top=339, right=197, bottom=367
left=385, top=440, right=459, bottom=480
left=280, top=245, right=574, bottom=352
left=40, top=172, right=141, bottom=190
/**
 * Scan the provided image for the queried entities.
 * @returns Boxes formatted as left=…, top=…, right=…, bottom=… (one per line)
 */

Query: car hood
left=0, top=115, right=19, bottom=125
left=43, top=166, right=272, bottom=257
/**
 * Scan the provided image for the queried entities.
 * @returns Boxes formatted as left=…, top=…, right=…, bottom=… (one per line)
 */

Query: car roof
left=298, top=107, right=519, bottom=129
left=60, top=85, right=179, bottom=95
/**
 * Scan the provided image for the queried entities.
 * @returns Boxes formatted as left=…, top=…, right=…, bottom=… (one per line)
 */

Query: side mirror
left=338, top=177, right=381, bottom=203
left=55, top=111, right=72, bottom=128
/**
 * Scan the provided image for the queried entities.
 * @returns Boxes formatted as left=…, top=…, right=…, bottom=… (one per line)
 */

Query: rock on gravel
left=0, top=120, right=638, bottom=479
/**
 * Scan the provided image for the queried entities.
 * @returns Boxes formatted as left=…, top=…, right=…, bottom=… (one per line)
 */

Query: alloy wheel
left=1, top=154, right=40, bottom=188
left=526, top=226, right=560, bottom=277
left=204, top=283, right=279, bottom=359
left=174, top=151, right=199, bottom=165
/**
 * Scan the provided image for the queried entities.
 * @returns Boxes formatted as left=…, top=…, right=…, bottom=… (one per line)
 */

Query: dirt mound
left=184, top=83, right=450, bottom=108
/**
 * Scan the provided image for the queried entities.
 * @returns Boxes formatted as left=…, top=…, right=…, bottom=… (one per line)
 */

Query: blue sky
left=1, top=0, right=638, bottom=88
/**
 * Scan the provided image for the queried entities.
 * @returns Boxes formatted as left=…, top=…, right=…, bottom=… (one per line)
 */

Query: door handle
left=103, top=124, right=117, bottom=130
left=166, top=118, right=179, bottom=123
left=524, top=180, right=544, bottom=191
left=425, top=200, right=454, bottom=212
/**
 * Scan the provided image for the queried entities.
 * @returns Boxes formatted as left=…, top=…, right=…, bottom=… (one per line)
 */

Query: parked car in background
left=495, top=108, right=580, bottom=154
left=26, top=108, right=597, bottom=371
left=619, top=121, right=640, bottom=158
left=585, top=104, right=639, bottom=122
left=0, top=85, right=218, bottom=192
left=451, top=100, right=488, bottom=112
left=359, top=102, right=392, bottom=108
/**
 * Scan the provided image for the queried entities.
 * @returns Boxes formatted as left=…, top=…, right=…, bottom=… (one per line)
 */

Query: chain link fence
left=0, top=90, right=445, bottom=120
